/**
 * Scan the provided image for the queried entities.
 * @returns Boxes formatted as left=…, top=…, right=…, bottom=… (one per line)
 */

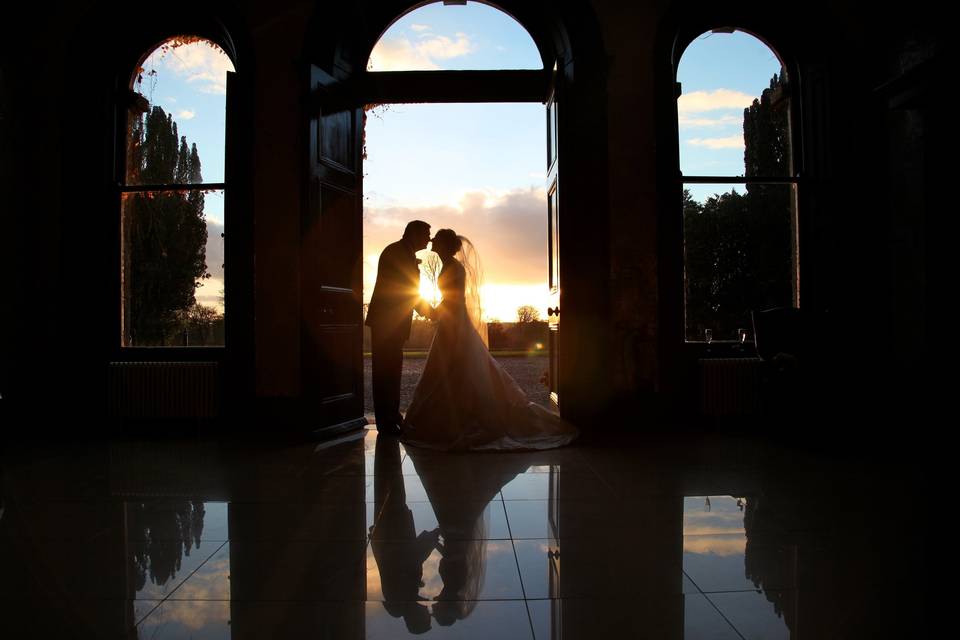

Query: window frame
left=115, top=35, right=235, bottom=356
left=674, top=27, right=803, bottom=351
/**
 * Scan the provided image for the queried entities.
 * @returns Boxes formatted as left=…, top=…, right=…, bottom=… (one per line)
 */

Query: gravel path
left=363, top=353, right=552, bottom=415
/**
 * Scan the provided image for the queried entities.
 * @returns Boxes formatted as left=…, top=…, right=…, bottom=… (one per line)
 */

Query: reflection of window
left=677, top=31, right=799, bottom=342
left=120, top=37, right=234, bottom=347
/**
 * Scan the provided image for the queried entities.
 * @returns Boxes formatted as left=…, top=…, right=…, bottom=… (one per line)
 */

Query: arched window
left=677, top=29, right=798, bottom=344
left=367, top=1, right=542, bottom=71
left=120, top=36, right=235, bottom=347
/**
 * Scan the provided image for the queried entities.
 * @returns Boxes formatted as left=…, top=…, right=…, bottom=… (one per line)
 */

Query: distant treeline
left=363, top=318, right=549, bottom=351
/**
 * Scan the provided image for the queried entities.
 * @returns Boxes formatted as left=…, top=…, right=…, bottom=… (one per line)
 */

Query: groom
left=366, top=220, right=433, bottom=435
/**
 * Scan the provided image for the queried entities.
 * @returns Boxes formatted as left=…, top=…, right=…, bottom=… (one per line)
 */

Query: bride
left=401, top=229, right=578, bottom=451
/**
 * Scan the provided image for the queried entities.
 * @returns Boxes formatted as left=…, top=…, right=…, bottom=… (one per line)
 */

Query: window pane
left=677, top=31, right=791, bottom=178
left=683, top=183, right=797, bottom=342
left=367, top=1, right=542, bottom=71
left=126, top=38, right=234, bottom=185
left=121, top=190, right=225, bottom=347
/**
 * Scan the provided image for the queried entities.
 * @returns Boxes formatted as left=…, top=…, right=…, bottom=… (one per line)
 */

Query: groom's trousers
left=371, top=326, right=405, bottom=431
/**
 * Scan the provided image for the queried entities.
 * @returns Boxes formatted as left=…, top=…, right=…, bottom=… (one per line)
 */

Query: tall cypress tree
left=743, top=69, right=793, bottom=315
left=127, top=106, right=209, bottom=345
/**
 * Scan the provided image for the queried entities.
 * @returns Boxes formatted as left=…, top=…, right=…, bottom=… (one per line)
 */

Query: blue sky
left=676, top=30, right=785, bottom=202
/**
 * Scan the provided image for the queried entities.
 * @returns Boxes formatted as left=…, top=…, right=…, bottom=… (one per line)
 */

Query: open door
left=223, top=69, right=255, bottom=416
left=546, top=71, right=561, bottom=410
left=301, top=65, right=366, bottom=436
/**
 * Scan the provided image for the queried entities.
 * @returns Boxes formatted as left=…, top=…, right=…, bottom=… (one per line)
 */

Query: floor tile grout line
left=572, top=449, right=620, bottom=496
left=683, top=570, right=748, bottom=640
left=691, top=587, right=793, bottom=595
left=133, top=540, right=230, bottom=629
left=500, top=490, right=538, bottom=640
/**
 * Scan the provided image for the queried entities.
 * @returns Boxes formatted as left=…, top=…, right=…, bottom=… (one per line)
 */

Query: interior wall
left=0, top=0, right=933, bottom=429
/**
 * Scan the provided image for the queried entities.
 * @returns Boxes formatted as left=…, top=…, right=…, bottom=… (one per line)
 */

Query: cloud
left=151, top=41, right=234, bottom=95
left=683, top=534, right=746, bottom=557
left=138, top=556, right=230, bottom=632
left=368, top=38, right=440, bottom=71
left=686, top=135, right=744, bottom=150
left=205, top=220, right=224, bottom=279
left=368, top=32, right=475, bottom=71
left=417, top=33, right=473, bottom=59
left=678, top=114, right=741, bottom=128
left=193, top=219, right=225, bottom=311
left=678, top=89, right=755, bottom=114
left=140, top=601, right=230, bottom=635
left=177, top=109, right=196, bottom=120
left=410, top=23, right=431, bottom=32
left=363, top=187, right=548, bottom=286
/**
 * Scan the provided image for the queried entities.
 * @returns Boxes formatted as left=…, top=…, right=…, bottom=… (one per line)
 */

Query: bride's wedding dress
left=402, top=254, right=578, bottom=451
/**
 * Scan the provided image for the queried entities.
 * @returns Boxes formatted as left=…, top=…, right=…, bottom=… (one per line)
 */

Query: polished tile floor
left=1, top=427, right=924, bottom=638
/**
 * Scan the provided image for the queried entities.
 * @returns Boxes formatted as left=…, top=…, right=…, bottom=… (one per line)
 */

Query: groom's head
left=403, top=220, right=431, bottom=252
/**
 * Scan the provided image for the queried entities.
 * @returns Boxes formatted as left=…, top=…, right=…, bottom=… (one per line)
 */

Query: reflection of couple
left=365, top=220, right=577, bottom=450
left=370, top=435, right=531, bottom=633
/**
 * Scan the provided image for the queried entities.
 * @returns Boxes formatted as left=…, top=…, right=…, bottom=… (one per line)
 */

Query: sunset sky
left=364, top=2, right=783, bottom=321
left=133, top=1, right=782, bottom=321
left=364, top=2, right=546, bottom=322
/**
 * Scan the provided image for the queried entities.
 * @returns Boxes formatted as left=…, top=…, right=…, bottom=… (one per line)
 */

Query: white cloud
left=177, top=109, right=196, bottom=120
left=678, top=114, right=741, bottom=128
left=368, top=32, right=475, bottom=71
left=151, top=41, right=234, bottom=95
left=417, top=33, right=473, bottom=59
left=363, top=186, right=548, bottom=286
left=678, top=89, right=755, bottom=114
left=166, top=96, right=177, bottom=103
left=686, top=135, right=744, bottom=150
left=368, top=38, right=440, bottom=71
left=410, top=23, right=431, bottom=32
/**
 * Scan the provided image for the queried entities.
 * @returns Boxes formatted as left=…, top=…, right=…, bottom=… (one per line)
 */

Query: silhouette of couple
left=366, top=220, right=577, bottom=450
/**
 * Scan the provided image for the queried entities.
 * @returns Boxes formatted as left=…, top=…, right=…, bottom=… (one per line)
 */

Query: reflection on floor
left=1, top=428, right=924, bottom=638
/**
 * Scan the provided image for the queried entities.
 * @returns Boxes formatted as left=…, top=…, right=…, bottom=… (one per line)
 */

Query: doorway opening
left=360, top=2, right=555, bottom=417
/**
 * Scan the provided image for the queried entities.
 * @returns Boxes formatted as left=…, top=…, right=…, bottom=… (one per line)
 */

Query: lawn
left=363, top=352, right=551, bottom=415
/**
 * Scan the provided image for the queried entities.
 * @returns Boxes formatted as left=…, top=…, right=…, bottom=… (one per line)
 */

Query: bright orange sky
left=363, top=183, right=551, bottom=322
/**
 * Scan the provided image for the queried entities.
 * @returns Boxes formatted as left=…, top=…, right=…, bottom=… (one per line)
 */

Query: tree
left=683, top=68, right=794, bottom=340
left=128, top=500, right=206, bottom=590
left=487, top=319, right=506, bottom=349
left=173, top=303, right=223, bottom=346
left=126, top=106, right=210, bottom=344
left=419, top=251, right=443, bottom=306
left=516, top=305, right=540, bottom=323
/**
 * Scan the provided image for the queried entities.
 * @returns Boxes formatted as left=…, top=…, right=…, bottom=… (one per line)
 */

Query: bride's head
left=431, top=228, right=462, bottom=261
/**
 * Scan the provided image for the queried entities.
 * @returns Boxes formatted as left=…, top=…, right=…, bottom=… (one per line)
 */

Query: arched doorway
left=302, top=0, right=610, bottom=437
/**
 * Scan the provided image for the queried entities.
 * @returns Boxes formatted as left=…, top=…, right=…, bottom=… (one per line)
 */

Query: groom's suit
left=366, top=239, right=425, bottom=433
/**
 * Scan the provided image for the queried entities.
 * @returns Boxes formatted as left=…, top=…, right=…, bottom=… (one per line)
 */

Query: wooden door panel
left=301, top=65, right=365, bottom=435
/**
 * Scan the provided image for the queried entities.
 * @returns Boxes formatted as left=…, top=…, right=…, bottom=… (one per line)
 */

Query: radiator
left=108, top=362, right=219, bottom=418
left=699, top=358, right=763, bottom=417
